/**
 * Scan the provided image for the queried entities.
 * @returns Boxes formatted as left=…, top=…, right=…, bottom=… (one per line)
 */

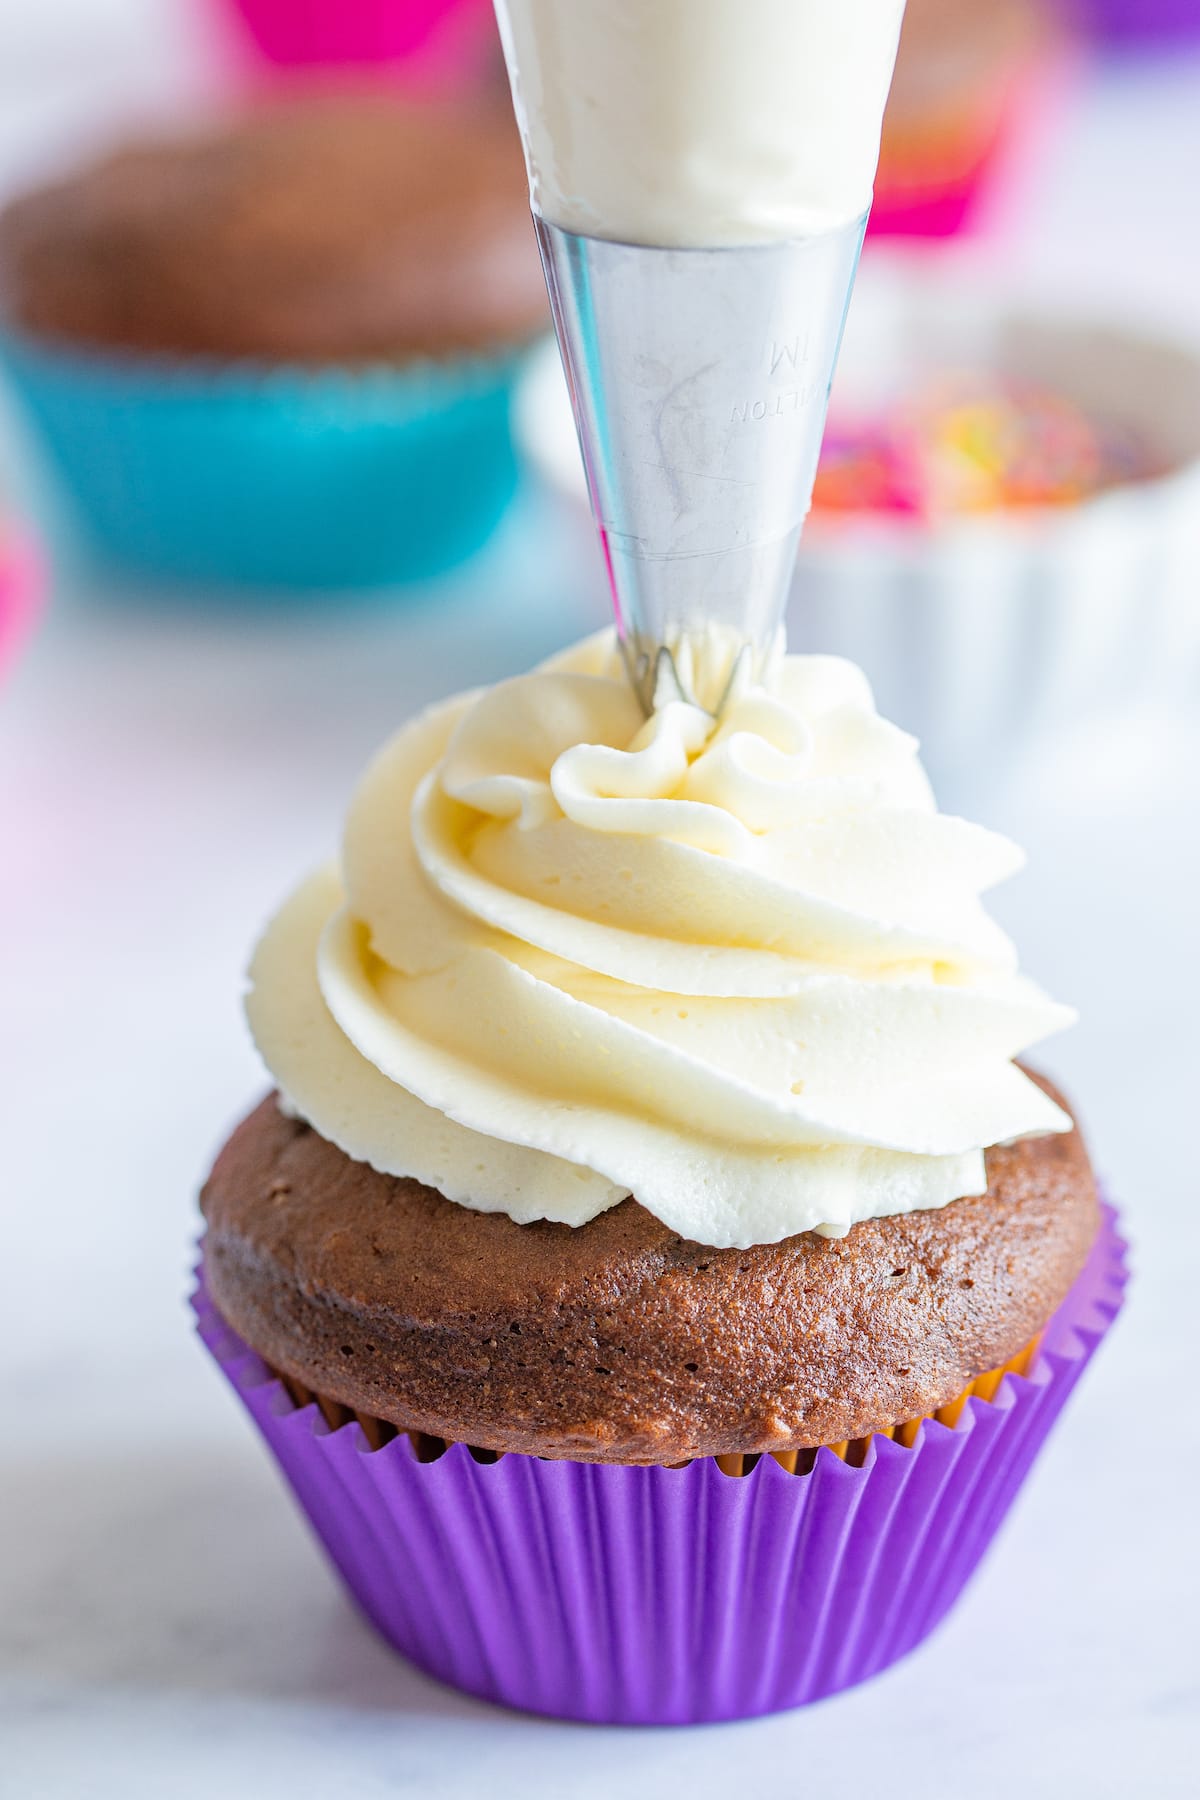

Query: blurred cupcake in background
left=0, top=94, right=549, bottom=591
left=872, top=0, right=1070, bottom=239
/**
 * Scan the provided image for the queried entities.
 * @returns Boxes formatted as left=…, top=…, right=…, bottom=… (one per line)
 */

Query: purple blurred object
left=1080, top=0, right=1200, bottom=41
left=195, top=1206, right=1125, bottom=1725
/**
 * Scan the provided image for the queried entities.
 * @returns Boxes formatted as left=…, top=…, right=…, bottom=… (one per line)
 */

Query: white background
left=1, top=4, right=1198, bottom=1796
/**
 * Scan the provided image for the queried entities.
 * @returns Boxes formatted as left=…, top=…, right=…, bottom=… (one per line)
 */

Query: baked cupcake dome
left=202, top=1073, right=1098, bottom=1464
left=0, top=95, right=547, bottom=362
left=0, top=97, right=549, bottom=587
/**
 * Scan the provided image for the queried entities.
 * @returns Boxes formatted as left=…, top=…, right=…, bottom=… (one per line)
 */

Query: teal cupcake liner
left=0, top=328, right=533, bottom=590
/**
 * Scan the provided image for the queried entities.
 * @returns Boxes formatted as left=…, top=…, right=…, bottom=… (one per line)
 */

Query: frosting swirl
left=247, top=632, right=1072, bottom=1249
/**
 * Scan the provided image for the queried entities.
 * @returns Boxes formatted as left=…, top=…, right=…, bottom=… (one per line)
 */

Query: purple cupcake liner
left=1081, top=0, right=1200, bottom=44
left=195, top=1204, right=1126, bottom=1725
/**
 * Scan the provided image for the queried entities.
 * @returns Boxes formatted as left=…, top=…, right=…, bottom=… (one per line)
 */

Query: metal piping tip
left=534, top=215, right=867, bottom=715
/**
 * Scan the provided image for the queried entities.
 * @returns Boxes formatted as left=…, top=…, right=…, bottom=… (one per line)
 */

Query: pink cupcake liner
left=195, top=1203, right=1125, bottom=1724
left=220, top=0, right=496, bottom=87
left=870, top=52, right=1079, bottom=242
left=0, top=533, right=45, bottom=682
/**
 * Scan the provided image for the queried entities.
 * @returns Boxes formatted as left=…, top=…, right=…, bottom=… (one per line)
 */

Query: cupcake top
left=245, top=629, right=1073, bottom=1251
left=0, top=95, right=549, bottom=362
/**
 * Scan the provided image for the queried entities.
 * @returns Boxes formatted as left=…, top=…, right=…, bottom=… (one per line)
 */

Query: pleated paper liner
left=195, top=1203, right=1126, bottom=1725
left=0, top=326, right=531, bottom=590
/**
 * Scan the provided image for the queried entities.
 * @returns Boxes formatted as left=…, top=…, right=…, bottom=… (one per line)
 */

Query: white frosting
left=246, top=632, right=1073, bottom=1250
left=494, top=0, right=907, bottom=246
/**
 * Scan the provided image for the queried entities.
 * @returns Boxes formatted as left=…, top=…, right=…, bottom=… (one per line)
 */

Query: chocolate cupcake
left=195, top=630, right=1125, bottom=1722
left=0, top=95, right=549, bottom=587
left=203, top=1079, right=1097, bottom=1464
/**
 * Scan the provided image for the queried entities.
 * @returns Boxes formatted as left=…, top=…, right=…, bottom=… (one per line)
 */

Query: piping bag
left=494, top=0, right=907, bottom=714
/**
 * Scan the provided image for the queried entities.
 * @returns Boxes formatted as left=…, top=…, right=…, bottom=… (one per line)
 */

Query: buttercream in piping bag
left=495, top=0, right=907, bottom=247
left=246, top=634, right=1072, bottom=1250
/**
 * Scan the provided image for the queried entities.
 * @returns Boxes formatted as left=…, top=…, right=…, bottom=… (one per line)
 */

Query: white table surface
left=2, top=7, right=1198, bottom=1797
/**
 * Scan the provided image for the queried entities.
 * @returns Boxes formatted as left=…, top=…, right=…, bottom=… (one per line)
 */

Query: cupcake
left=872, top=0, right=1060, bottom=238
left=197, top=629, right=1124, bottom=1724
left=0, top=95, right=549, bottom=589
